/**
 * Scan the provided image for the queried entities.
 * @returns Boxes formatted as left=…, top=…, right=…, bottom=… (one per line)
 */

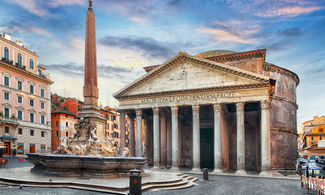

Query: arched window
left=30, top=59, right=34, bottom=69
left=4, top=47, right=9, bottom=61
left=17, top=53, right=22, bottom=67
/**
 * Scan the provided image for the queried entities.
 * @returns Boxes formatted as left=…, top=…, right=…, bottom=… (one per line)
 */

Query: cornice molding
left=263, top=63, right=299, bottom=85
left=117, top=83, right=268, bottom=100
left=0, top=61, right=53, bottom=85
left=205, top=49, right=266, bottom=62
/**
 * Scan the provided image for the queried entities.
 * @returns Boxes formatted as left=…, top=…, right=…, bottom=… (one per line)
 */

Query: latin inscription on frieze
left=140, top=92, right=235, bottom=104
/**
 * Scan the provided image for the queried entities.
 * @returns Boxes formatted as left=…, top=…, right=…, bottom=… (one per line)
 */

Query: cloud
left=29, top=27, right=52, bottom=37
left=277, top=27, right=303, bottom=37
left=5, top=0, right=48, bottom=17
left=99, top=36, right=176, bottom=59
left=196, top=27, right=257, bottom=44
left=256, top=6, right=324, bottom=17
left=48, top=0, right=84, bottom=7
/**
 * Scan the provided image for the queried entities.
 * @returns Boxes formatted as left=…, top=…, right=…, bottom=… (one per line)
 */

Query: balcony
left=0, top=117, right=19, bottom=126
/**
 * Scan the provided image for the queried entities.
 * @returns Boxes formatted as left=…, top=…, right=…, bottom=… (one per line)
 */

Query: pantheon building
left=114, top=49, right=299, bottom=174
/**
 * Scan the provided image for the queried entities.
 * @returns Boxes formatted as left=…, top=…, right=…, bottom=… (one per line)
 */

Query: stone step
left=142, top=179, right=189, bottom=191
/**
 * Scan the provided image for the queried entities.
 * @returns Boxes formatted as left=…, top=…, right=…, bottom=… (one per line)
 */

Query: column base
left=191, top=168, right=201, bottom=173
left=211, top=169, right=223, bottom=174
left=259, top=171, right=273, bottom=177
left=235, top=169, right=247, bottom=175
left=169, top=167, right=180, bottom=172
left=153, top=166, right=161, bottom=170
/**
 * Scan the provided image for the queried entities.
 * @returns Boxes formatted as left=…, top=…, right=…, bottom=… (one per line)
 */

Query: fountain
left=26, top=0, right=146, bottom=177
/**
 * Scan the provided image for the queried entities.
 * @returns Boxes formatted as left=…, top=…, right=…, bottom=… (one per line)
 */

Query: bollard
left=129, top=169, right=142, bottom=195
left=203, top=168, right=209, bottom=180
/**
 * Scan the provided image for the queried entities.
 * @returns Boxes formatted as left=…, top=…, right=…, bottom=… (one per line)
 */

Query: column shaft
left=236, top=102, right=246, bottom=174
left=261, top=100, right=271, bottom=172
left=171, top=106, right=179, bottom=168
left=119, top=112, right=126, bottom=155
left=153, top=107, right=160, bottom=168
left=129, top=115, right=135, bottom=156
left=136, top=109, right=143, bottom=157
left=213, top=104, right=222, bottom=172
left=160, top=111, right=167, bottom=167
left=192, top=105, right=200, bottom=171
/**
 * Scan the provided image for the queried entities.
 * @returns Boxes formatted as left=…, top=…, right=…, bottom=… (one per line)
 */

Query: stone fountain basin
left=26, top=153, right=147, bottom=177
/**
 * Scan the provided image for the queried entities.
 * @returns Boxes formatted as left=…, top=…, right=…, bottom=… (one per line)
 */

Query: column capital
left=235, top=102, right=245, bottom=112
left=171, top=106, right=178, bottom=115
left=192, top=105, right=200, bottom=113
left=153, top=107, right=159, bottom=115
left=136, top=109, right=142, bottom=116
left=213, top=104, right=222, bottom=113
left=260, top=100, right=271, bottom=110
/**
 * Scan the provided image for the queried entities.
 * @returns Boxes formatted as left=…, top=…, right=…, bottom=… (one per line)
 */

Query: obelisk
left=79, top=0, right=106, bottom=141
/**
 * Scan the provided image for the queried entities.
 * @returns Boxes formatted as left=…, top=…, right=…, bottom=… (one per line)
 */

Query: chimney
left=15, top=40, right=23, bottom=47
left=3, top=33, right=11, bottom=41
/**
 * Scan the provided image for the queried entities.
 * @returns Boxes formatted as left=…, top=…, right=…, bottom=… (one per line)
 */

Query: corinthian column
left=213, top=104, right=222, bottom=173
left=260, top=100, right=271, bottom=175
left=235, top=102, right=247, bottom=175
left=171, top=106, right=179, bottom=169
left=136, top=109, right=143, bottom=157
left=153, top=107, right=160, bottom=168
left=192, top=105, right=200, bottom=172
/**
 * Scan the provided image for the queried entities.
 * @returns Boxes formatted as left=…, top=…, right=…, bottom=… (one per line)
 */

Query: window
left=66, top=122, right=68, bottom=127
left=38, top=69, right=42, bottom=76
left=41, top=131, right=45, bottom=137
left=113, top=132, right=119, bottom=138
left=5, top=126, right=9, bottom=133
left=312, top=136, right=314, bottom=141
left=114, top=124, right=118, bottom=129
left=40, top=88, right=45, bottom=97
left=29, top=59, right=34, bottom=69
left=4, top=108, right=9, bottom=118
left=30, top=113, right=34, bottom=122
left=17, top=110, right=23, bottom=120
left=4, top=92, right=9, bottom=100
left=17, top=53, right=22, bottom=67
left=56, top=131, right=58, bottom=136
left=18, top=128, right=22, bottom=135
left=17, top=81, right=22, bottom=90
left=18, top=96, right=22, bottom=104
left=4, top=76, right=9, bottom=86
left=66, top=131, right=69, bottom=137
left=30, top=129, right=34, bottom=136
left=105, top=114, right=109, bottom=119
left=56, top=121, right=58, bottom=127
left=30, top=99, right=34, bottom=106
left=40, top=145, right=46, bottom=153
left=41, top=102, right=45, bottom=109
left=17, top=143, right=24, bottom=155
left=30, top=85, right=34, bottom=94
left=4, top=47, right=9, bottom=61
left=41, top=115, right=45, bottom=124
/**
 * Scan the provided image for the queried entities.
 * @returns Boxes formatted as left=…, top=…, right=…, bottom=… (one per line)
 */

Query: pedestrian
left=0, top=148, right=3, bottom=158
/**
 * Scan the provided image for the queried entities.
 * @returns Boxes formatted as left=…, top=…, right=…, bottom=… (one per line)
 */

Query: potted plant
left=11, top=114, right=16, bottom=120
left=0, top=112, right=3, bottom=118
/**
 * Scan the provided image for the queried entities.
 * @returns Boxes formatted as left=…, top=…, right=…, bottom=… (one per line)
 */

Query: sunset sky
left=0, top=0, right=324, bottom=129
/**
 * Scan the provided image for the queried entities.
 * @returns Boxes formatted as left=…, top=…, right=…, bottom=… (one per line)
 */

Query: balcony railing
left=0, top=117, right=19, bottom=125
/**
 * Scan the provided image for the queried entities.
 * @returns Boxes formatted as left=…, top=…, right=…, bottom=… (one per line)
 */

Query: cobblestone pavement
left=0, top=157, right=310, bottom=195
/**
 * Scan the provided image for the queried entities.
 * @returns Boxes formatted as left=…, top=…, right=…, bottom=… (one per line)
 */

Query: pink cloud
left=257, top=6, right=324, bottom=17
left=48, top=0, right=84, bottom=7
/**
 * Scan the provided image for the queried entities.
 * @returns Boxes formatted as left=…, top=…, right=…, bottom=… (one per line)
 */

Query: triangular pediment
left=114, top=52, right=270, bottom=98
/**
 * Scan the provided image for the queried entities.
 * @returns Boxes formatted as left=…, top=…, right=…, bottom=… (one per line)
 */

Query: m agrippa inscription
left=141, top=92, right=235, bottom=104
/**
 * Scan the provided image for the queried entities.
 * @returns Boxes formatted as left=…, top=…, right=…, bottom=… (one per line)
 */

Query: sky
left=0, top=0, right=324, bottom=129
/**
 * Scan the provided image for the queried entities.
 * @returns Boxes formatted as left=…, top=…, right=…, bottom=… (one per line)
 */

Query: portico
left=115, top=52, right=275, bottom=173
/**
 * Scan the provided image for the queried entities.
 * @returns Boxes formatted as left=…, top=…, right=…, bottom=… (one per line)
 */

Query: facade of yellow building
left=299, top=116, right=325, bottom=155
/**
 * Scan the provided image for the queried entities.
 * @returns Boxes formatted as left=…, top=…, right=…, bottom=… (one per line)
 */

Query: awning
left=0, top=134, right=17, bottom=141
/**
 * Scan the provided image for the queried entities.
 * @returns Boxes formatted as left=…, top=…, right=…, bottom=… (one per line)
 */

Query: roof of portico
left=114, top=52, right=273, bottom=99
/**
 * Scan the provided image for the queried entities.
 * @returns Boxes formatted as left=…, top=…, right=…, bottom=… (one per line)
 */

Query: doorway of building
left=30, top=144, right=35, bottom=153
left=200, top=128, right=214, bottom=169
left=4, top=142, right=10, bottom=155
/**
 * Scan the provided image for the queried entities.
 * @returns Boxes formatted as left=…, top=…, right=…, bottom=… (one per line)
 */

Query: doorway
left=200, top=128, right=214, bottom=169
left=4, top=142, right=11, bottom=155
left=30, top=144, right=35, bottom=153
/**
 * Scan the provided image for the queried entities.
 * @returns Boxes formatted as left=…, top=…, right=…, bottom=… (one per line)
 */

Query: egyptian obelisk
left=79, top=0, right=106, bottom=141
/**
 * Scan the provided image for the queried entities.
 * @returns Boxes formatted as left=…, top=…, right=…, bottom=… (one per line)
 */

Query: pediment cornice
left=114, top=52, right=271, bottom=99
